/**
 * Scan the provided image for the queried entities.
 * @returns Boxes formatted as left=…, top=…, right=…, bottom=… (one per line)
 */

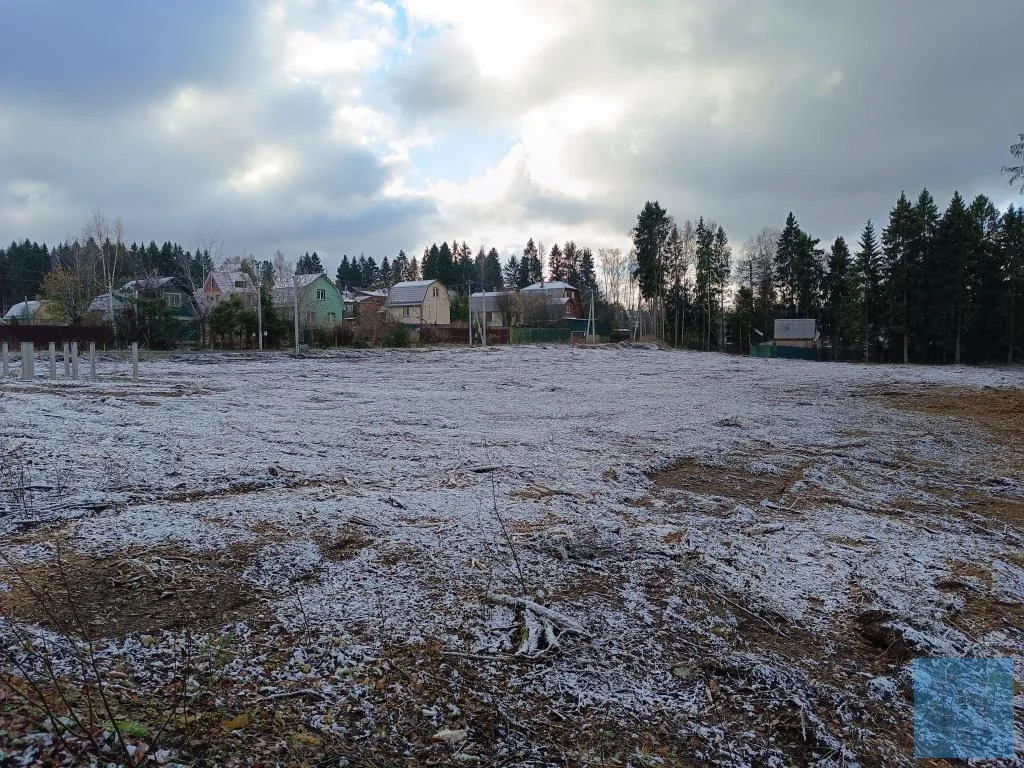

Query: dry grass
left=0, top=545, right=258, bottom=638
left=650, top=458, right=806, bottom=507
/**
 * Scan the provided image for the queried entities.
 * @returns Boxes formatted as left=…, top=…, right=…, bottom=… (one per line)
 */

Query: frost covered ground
left=1, top=345, right=1022, bottom=766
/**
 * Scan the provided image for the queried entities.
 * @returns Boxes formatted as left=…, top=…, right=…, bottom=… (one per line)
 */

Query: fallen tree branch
left=485, top=593, right=588, bottom=656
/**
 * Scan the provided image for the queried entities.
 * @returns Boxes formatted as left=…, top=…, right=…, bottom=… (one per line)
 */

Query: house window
left=234, top=280, right=246, bottom=289
left=328, top=312, right=337, bottom=323
left=316, top=289, right=326, bottom=301
left=432, top=287, right=439, bottom=297
left=307, top=311, right=317, bottom=323
left=486, top=311, right=493, bottom=323
left=403, top=306, right=410, bottom=317
left=165, top=292, right=182, bottom=308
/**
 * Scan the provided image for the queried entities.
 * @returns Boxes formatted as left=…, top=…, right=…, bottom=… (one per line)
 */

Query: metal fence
left=0, top=324, right=116, bottom=346
left=751, top=342, right=820, bottom=361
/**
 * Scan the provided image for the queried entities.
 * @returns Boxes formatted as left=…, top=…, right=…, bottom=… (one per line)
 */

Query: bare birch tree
left=598, top=248, right=627, bottom=308
left=84, top=211, right=126, bottom=345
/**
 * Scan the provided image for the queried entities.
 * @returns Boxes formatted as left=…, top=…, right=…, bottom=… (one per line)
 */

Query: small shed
left=774, top=319, right=817, bottom=347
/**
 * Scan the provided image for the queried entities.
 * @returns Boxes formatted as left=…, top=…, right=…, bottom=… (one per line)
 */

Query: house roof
left=123, top=276, right=176, bottom=292
left=292, top=273, right=325, bottom=289
left=209, top=271, right=255, bottom=294
left=470, top=291, right=513, bottom=312
left=271, top=274, right=338, bottom=306
left=522, top=280, right=577, bottom=293
left=86, top=294, right=127, bottom=319
left=387, top=280, right=443, bottom=306
left=3, top=300, right=41, bottom=320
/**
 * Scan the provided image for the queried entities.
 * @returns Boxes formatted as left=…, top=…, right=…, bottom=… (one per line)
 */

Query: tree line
left=630, top=189, right=1024, bottom=364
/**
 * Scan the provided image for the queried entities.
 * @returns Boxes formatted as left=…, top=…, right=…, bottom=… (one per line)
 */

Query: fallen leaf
left=221, top=713, right=250, bottom=731
left=432, top=728, right=468, bottom=743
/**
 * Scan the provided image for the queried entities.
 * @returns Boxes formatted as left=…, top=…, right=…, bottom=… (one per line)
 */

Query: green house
left=272, top=273, right=344, bottom=330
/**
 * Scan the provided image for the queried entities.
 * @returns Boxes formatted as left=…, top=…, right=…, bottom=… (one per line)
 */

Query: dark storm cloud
left=0, top=0, right=256, bottom=109
left=0, top=0, right=1020, bottom=270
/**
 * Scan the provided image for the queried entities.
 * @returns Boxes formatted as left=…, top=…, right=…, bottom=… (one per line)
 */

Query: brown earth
left=0, top=544, right=258, bottom=638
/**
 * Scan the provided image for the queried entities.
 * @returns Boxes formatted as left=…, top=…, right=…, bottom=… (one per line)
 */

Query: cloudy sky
left=1, top=0, right=1021, bottom=274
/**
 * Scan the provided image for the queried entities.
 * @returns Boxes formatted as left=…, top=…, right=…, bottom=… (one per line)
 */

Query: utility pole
left=293, top=272, right=300, bottom=354
left=481, top=290, right=487, bottom=347
left=467, top=281, right=473, bottom=347
left=254, top=260, right=263, bottom=351
left=587, top=288, right=596, bottom=344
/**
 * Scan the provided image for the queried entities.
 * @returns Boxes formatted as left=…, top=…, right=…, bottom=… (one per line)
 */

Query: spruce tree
left=578, top=248, right=597, bottom=293
left=824, top=236, right=852, bottom=358
left=548, top=243, right=565, bottom=282
left=934, top=192, right=972, bottom=363
left=774, top=213, right=800, bottom=315
left=882, top=192, right=916, bottom=362
left=336, top=257, right=351, bottom=290
left=853, top=220, right=881, bottom=361
left=484, top=247, right=503, bottom=290
left=563, top=241, right=581, bottom=286
left=1000, top=205, right=1024, bottom=363
left=693, top=219, right=715, bottom=349
left=504, top=255, right=521, bottom=290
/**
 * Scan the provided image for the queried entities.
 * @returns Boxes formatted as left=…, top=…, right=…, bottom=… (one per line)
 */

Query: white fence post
left=63, top=342, right=70, bottom=376
left=1, top=341, right=8, bottom=377
left=131, top=342, right=139, bottom=382
left=49, top=342, right=56, bottom=379
left=71, top=342, right=79, bottom=380
left=89, top=342, right=97, bottom=380
left=20, top=342, right=34, bottom=380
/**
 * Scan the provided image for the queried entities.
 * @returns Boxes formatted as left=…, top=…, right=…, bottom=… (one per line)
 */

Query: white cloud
left=0, top=0, right=1020, bottom=276
left=225, top=145, right=294, bottom=192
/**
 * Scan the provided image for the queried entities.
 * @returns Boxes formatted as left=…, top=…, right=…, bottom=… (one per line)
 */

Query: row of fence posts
left=1, top=341, right=138, bottom=382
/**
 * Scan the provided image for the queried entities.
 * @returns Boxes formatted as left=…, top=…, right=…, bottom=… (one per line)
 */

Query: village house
left=200, top=271, right=258, bottom=310
left=86, top=277, right=196, bottom=324
left=469, top=291, right=517, bottom=328
left=385, top=280, right=451, bottom=325
left=519, top=280, right=583, bottom=320
left=272, top=273, right=344, bottom=328
left=1, top=300, right=61, bottom=324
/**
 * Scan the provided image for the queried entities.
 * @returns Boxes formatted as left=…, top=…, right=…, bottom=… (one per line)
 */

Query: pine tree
left=521, top=239, right=543, bottom=284
left=933, top=192, right=972, bottom=363
left=965, top=195, right=1002, bottom=362
left=484, top=247, right=503, bottom=290
left=504, top=255, right=521, bottom=290
left=456, top=241, right=473, bottom=288
left=517, top=254, right=532, bottom=289
left=694, top=218, right=715, bottom=350
left=578, top=248, right=597, bottom=293
left=774, top=213, right=800, bottom=315
left=853, top=220, right=881, bottom=361
left=437, top=242, right=454, bottom=286
left=392, top=250, right=409, bottom=283
left=562, top=241, right=581, bottom=286
left=409, top=257, right=421, bottom=281
left=823, top=236, right=852, bottom=358
left=1000, top=205, right=1024, bottom=363
left=882, top=192, right=916, bottom=362
left=712, top=226, right=731, bottom=350
left=631, top=201, right=672, bottom=340
left=380, top=256, right=392, bottom=288
left=547, top=243, right=565, bottom=282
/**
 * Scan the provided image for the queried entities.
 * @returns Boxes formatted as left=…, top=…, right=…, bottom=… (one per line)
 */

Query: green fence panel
left=776, top=345, right=819, bottom=361
left=510, top=327, right=573, bottom=345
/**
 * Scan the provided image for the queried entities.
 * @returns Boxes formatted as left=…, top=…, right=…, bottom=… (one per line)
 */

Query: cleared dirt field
left=1, top=346, right=1022, bottom=766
